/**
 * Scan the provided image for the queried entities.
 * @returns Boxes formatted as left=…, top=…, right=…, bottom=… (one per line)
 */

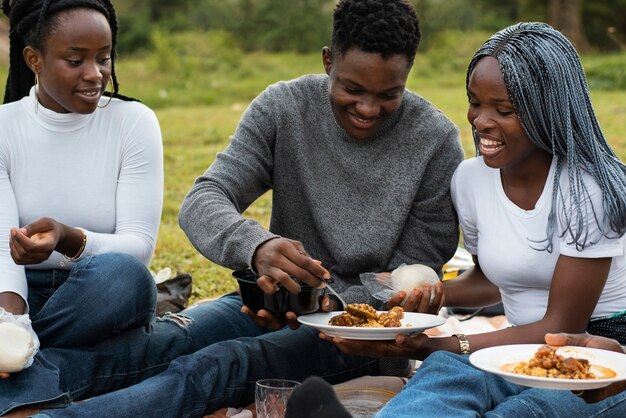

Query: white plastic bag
left=360, top=263, right=440, bottom=303
left=0, top=307, right=40, bottom=373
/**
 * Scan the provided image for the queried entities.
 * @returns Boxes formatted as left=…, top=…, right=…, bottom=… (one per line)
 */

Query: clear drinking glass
left=255, top=379, right=300, bottom=418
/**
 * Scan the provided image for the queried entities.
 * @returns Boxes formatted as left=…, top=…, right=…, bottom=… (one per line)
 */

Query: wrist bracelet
left=453, top=333, right=471, bottom=354
left=63, top=228, right=86, bottom=261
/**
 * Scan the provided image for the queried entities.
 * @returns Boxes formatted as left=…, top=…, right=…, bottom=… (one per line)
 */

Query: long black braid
left=1, top=0, right=136, bottom=104
left=332, top=0, right=421, bottom=63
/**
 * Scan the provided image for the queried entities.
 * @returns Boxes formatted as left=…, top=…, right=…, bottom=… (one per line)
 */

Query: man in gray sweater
left=32, top=1, right=464, bottom=417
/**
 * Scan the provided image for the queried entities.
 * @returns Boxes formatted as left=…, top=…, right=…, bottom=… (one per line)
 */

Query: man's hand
left=545, top=333, right=626, bottom=403
left=240, top=305, right=296, bottom=330
left=253, top=238, right=329, bottom=293
left=241, top=293, right=339, bottom=331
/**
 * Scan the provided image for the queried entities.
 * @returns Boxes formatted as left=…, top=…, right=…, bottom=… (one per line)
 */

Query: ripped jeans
left=0, top=253, right=212, bottom=416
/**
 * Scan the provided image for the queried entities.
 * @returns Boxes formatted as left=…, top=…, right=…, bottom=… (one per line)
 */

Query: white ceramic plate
left=469, top=344, right=626, bottom=390
left=297, top=311, right=445, bottom=340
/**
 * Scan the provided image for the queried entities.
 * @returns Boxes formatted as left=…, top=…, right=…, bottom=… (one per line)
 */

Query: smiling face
left=323, top=47, right=411, bottom=140
left=24, top=8, right=112, bottom=114
left=467, top=56, right=546, bottom=172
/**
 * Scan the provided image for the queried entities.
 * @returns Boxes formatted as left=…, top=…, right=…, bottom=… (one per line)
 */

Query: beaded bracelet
left=63, top=228, right=87, bottom=261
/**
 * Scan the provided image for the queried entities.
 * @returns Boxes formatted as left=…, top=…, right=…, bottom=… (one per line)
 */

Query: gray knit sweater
left=179, top=74, right=464, bottom=308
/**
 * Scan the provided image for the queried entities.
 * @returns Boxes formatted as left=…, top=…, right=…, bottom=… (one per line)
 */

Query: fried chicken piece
left=328, top=304, right=405, bottom=328
left=360, top=318, right=384, bottom=327
left=345, top=303, right=378, bottom=320
left=328, top=312, right=366, bottom=327
left=378, top=306, right=404, bottom=327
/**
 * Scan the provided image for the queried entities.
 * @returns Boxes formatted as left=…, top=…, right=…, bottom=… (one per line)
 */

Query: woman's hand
left=320, top=331, right=431, bottom=359
left=388, top=281, right=444, bottom=315
left=545, top=333, right=626, bottom=403
left=253, top=238, right=330, bottom=294
left=545, top=332, right=623, bottom=353
left=10, top=218, right=86, bottom=265
left=9, top=217, right=64, bottom=265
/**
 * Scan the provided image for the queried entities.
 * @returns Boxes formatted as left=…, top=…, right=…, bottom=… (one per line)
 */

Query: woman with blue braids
left=317, top=22, right=626, bottom=418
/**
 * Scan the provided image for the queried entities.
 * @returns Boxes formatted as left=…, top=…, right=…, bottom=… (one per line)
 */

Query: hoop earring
left=98, top=79, right=113, bottom=109
left=34, top=73, right=39, bottom=113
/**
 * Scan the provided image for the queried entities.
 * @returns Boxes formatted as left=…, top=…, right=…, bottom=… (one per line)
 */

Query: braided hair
left=332, top=0, right=420, bottom=63
left=466, top=22, right=626, bottom=252
left=1, top=0, right=135, bottom=104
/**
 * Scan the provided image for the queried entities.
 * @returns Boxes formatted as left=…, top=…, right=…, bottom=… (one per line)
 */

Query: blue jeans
left=1, top=253, right=212, bottom=416
left=375, top=351, right=626, bottom=418
left=32, top=293, right=385, bottom=418
left=27, top=253, right=156, bottom=348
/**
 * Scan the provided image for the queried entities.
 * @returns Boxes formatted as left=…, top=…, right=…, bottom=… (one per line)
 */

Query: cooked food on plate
left=501, top=344, right=616, bottom=380
left=329, top=303, right=404, bottom=328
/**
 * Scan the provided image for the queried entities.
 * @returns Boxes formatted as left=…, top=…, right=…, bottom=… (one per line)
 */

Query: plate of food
left=469, top=344, right=626, bottom=390
left=297, top=303, right=445, bottom=340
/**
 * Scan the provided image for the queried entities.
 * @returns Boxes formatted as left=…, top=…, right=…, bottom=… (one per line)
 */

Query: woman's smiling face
left=26, top=8, right=112, bottom=114
left=467, top=56, right=542, bottom=171
left=323, top=47, right=411, bottom=140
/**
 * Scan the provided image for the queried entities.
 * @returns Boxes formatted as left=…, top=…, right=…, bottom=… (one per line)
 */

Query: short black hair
left=332, top=0, right=421, bottom=63
left=1, top=0, right=134, bottom=103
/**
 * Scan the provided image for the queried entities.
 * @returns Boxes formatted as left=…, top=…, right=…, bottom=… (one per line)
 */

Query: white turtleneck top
left=0, top=88, right=163, bottom=305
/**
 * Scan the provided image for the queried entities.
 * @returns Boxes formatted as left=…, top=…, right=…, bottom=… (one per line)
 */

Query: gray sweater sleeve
left=178, top=86, right=280, bottom=270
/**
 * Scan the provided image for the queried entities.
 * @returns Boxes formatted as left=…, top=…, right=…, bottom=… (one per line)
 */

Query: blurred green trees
left=111, top=0, right=625, bottom=55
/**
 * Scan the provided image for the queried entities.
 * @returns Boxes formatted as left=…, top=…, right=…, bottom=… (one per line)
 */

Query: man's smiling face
left=323, top=47, right=411, bottom=140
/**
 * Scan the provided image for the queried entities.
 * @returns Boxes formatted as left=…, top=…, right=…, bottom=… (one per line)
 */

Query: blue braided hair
left=466, top=22, right=626, bottom=252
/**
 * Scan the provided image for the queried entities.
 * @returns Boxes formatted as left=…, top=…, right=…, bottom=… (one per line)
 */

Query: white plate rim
left=297, top=311, right=446, bottom=340
left=469, top=344, right=626, bottom=390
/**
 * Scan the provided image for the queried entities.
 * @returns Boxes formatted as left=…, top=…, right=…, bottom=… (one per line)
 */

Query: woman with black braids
left=316, top=22, right=626, bottom=418
left=0, top=0, right=221, bottom=416
left=28, top=0, right=464, bottom=417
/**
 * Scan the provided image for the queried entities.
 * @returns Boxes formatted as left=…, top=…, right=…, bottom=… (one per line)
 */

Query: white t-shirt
left=451, top=156, right=626, bottom=326
left=0, top=88, right=164, bottom=305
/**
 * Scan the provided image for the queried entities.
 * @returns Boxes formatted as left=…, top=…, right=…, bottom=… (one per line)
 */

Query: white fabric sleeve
left=0, top=138, right=28, bottom=305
